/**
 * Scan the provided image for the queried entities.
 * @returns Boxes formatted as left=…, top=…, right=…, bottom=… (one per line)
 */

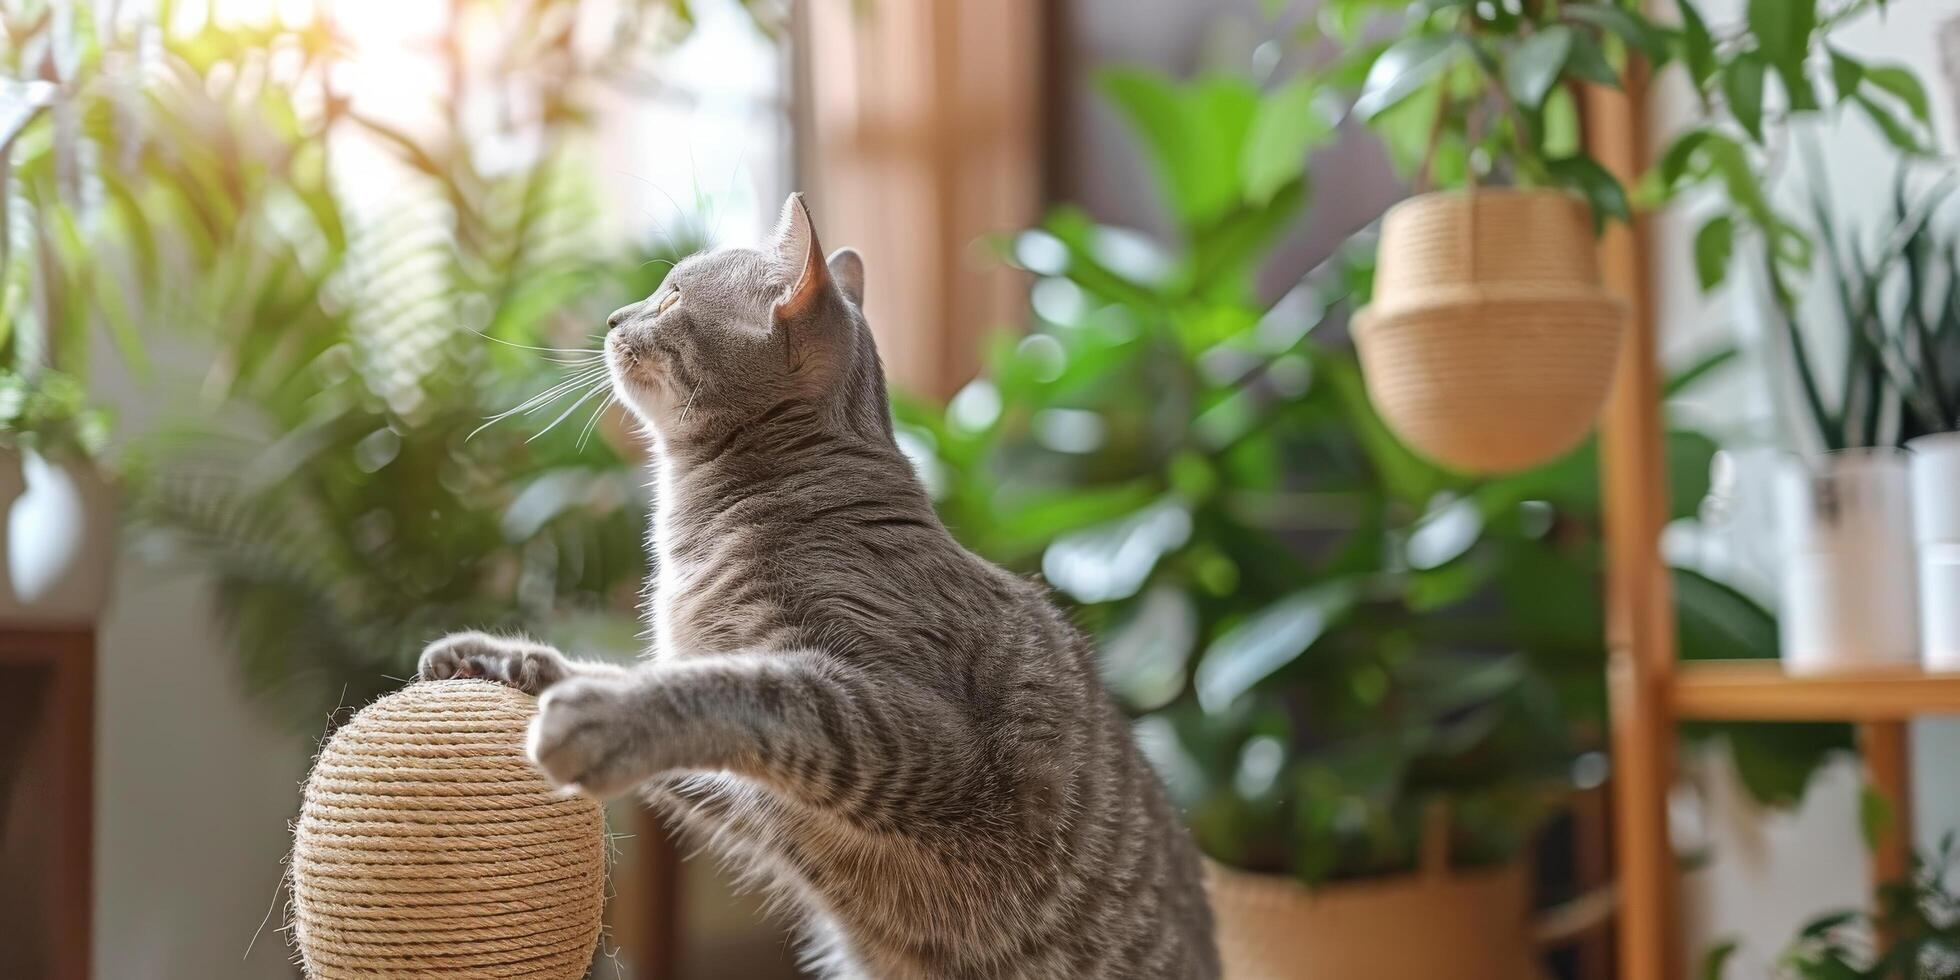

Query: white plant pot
left=1775, top=449, right=1919, bottom=673
left=0, top=448, right=117, bottom=626
left=1910, top=432, right=1960, bottom=670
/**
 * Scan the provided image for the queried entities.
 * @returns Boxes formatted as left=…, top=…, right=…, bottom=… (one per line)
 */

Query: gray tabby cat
left=418, top=195, right=1218, bottom=979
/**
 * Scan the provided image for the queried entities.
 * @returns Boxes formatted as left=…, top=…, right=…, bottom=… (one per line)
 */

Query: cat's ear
left=771, top=192, right=831, bottom=321
left=827, top=248, right=864, bottom=307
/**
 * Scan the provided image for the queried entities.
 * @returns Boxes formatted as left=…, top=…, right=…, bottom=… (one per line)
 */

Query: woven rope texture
left=291, top=679, right=606, bottom=979
left=1355, top=189, right=1625, bottom=474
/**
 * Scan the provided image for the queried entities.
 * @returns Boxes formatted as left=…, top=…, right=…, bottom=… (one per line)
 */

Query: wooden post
left=1584, top=69, right=1681, bottom=980
left=627, top=809, right=684, bottom=980
left=1859, top=721, right=1913, bottom=944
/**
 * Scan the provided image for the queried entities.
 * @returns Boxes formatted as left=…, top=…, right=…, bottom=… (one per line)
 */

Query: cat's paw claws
left=418, top=632, right=569, bottom=696
left=527, top=677, right=647, bottom=800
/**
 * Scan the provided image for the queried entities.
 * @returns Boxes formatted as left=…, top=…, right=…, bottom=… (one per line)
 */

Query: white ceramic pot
left=0, top=448, right=117, bottom=626
left=1910, top=432, right=1960, bottom=670
left=1775, top=449, right=1919, bottom=672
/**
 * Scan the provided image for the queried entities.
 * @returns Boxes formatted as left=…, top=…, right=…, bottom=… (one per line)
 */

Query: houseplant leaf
left=1242, top=76, right=1334, bottom=206
left=1504, top=26, right=1572, bottom=111
left=1354, top=35, right=1463, bottom=120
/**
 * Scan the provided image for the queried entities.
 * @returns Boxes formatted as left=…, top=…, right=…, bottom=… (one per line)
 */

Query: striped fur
left=420, top=196, right=1217, bottom=979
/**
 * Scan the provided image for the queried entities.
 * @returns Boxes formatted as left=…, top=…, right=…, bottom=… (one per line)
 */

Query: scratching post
left=290, top=679, right=607, bottom=979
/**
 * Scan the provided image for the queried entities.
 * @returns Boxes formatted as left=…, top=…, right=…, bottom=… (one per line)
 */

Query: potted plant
left=899, top=63, right=1845, bottom=980
left=0, top=369, right=114, bottom=623
left=1331, top=0, right=1939, bottom=482
left=1619, top=0, right=1943, bottom=673
left=1746, top=170, right=1954, bottom=673
left=0, top=26, right=125, bottom=624
left=1885, top=184, right=1960, bottom=671
left=1323, top=0, right=1661, bottom=474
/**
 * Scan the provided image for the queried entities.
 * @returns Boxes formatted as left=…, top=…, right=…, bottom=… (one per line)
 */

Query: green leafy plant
left=0, top=369, right=107, bottom=460
left=1768, top=166, right=1960, bottom=452
left=1308, top=0, right=1933, bottom=246
left=1642, top=0, right=1936, bottom=296
left=900, top=67, right=1843, bottom=884
left=0, top=0, right=758, bottom=726
left=1771, top=162, right=1952, bottom=452
left=1703, top=836, right=1960, bottom=979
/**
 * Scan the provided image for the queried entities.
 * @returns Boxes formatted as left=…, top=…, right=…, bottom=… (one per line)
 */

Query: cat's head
left=604, top=193, right=885, bottom=449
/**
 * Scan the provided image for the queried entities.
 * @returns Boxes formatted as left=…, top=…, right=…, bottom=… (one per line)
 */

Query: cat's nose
left=607, top=305, right=637, bottom=331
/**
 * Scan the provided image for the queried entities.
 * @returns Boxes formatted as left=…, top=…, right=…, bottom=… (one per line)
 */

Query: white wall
left=1653, top=1, right=1960, bottom=971
left=93, top=567, right=311, bottom=979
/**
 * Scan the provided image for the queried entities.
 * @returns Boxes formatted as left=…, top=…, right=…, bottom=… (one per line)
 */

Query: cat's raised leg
left=417, top=630, right=623, bottom=696
left=526, top=652, right=984, bottom=818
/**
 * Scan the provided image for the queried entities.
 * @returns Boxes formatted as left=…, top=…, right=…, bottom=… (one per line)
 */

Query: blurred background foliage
left=0, top=0, right=763, bottom=722
left=896, top=64, right=1847, bottom=884
left=3, top=0, right=1857, bottom=886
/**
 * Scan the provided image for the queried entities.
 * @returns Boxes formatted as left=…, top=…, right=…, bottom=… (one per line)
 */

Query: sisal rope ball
left=291, top=679, right=607, bottom=979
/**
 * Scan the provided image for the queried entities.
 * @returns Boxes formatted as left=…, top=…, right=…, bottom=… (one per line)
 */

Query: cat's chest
left=651, top=516, right=786, bottom=657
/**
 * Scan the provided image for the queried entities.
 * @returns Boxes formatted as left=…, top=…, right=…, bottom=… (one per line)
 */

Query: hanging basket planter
left=1352, top=189, right=1627, bottom=475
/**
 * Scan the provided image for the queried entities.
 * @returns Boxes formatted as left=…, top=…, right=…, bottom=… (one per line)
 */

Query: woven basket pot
left=290, top=680, right=607, bottom=980
left=1208, top=860, right=1547, bottom=980
left=1352, top=189, right=1626, bottom=475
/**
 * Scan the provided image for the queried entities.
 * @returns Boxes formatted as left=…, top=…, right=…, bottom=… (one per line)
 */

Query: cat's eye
left=656, top=290, right=681, bottom=314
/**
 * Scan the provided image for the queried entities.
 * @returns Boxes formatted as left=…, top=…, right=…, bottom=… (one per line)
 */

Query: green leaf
left=1747, top=0, right=1815, bottom=70
left=1317, top=0, right=1377, bottom=46
left=1700, top=940, right=1739, bottom=980
left=1354, top=34, right=1464, bottom=120
left=1102, top=585, right=1199, bottom=712
left=1194, top=582, right=1358, bottom=713
left=1665, top=345, right=1740, bottom=396
left=1099, top=70, right=1261, bottom=229
left=1675, top=0, right=1718, bottom=90
left=1542, top=85, right=1580, bottom=157
left=1853, top=91, right=1929, bottom=154
left=1860, top=785, right=1895, bottom=853
left=1656, top=129, right=1711, bottom=190
left=1564, top=30, right=1620, bottom=88
left=1722, top=52, right=1767, bottom=142
left=1505, top=26, right=1574, bottom=111
left=1694, top=214, right=1735, bottom=291
left=1776, top=62, right=1821, bottom=113
left=1865, top=64, right=1933, bottom=124
left=1723, top=722, right=1848, bottom=807
left=1242, top=76, right=1334, bottom=206
left=1000, top=478, right=1163, bottom=558
left=1563, top=3, right=1671, bottom=62
left=1827, top=47, right=1865, bottom=102
left=1687, top=130, right=1778, bottom=231
left=1546, top=155, right=1630, bottom=231
left=1675, top=567, right=1776, bottom=663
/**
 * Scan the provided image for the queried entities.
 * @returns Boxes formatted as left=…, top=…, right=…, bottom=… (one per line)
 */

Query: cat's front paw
left=418, top=631, right=571, bottom=696
left=528, top=676, right=653, bottom=800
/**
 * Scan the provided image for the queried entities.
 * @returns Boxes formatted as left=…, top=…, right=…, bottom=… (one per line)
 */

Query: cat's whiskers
left=470, top=328, right=604, bottom=358
left=527, top=377, right=615, bottom=444
left=467, top=362, right=611, bottom=443
left=518, top=370, right=611, bottom=417
left=575, top=391, right=618, bottom=451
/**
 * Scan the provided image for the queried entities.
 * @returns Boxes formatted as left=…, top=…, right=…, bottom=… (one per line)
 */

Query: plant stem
left=1764, top=248, right=1841, bottom=452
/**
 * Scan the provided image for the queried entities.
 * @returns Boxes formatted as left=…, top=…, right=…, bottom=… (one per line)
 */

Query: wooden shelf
left=1672, top=660, right=1960, bottom=721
